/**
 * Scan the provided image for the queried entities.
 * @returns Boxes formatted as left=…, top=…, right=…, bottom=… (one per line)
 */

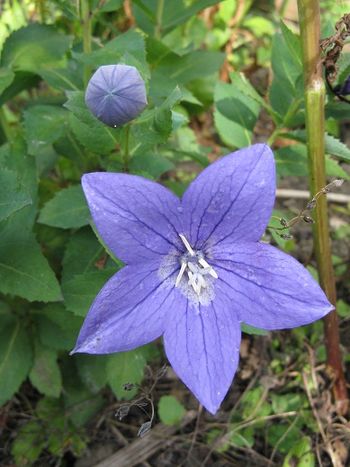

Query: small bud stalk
left=268, top=179, right=344, bottom=238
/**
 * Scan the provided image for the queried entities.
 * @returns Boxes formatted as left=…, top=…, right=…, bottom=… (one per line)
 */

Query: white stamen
left=198, top=274, right=207, bottom=289
left=188, top=270, right=201, bottom=295
left=175, top=234, right=218, bottom=296
left=198, top=258, right=218, bottom=278
left=175, top=261, right=187, bottom=287
left=179, top=234, right=195, bottom=256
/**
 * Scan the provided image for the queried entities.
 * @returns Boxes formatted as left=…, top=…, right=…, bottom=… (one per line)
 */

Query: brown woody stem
left=297, top=0, right=348, bottom=415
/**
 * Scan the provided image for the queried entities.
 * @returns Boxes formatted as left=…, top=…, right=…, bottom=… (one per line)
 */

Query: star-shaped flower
left=72, top=144, right=332, bottom=414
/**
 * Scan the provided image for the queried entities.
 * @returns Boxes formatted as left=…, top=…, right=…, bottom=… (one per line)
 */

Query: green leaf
left=229, top=427, right=255, bottom=448
left=241, top=324, right=268, bottom=336
left=275, top=144, right=308, bottom=177
left=325, top=133, right=350, bottom=162
left=0, top=169, right=31, bottom=222
left=63, top=374, right=105, bottom=428
left=61, top=358, right=105, bottom=427
left=64, top=91, right=118, bottom=154
left=33, top=397, right=77, bottom=456
left=229, top=71, right=268, bottom=109
left=147, top=38, right=222, bottom=104
left=129, top=153, right=174, bottom=179
left=241, top=387, right=271, bottom=420
left=62, top=228, right=105, bottom=280
left=69, top=113, right=119, bottom=154
left=326, top=100, right=350, bottom=120
left=23, top=105, right=68, bottom=155
left=133, top=0, right=219, bottom=35
left=1, top=24, right=71, bottom=72
left=67, top=391, right=105, bottom=429
left=154, top=50, right=224, bottom=85
left=337, top=299, right=350, bottom=318
left=325, top=156, right=349, bottom=179
left=271, top=393, right=305, bottom=414
left=0, top=71, right=39, bottom=106
left=214, top=81, right=260, bottom=148
left=98, top=0, right=123, bottom=12
left=130, top=87, right=182, bottom=154
left=158, top=395, right=185, bottom=425
left=269, top=29, right=303, bottom=120
left=0, top=67, right=15, bottom=95
left=75, top=354, right=108, bottom=393
left=34, top=145, right=59, bottom=176
left=38, top=185, right=90, bottom=229
left=0, top=235, right=62, bottom=302
left=268, top=422, right=303, bottom=455
left=107, top=349, right=146, bottom=399
left=76, top=29, right=148, bottom=77
left=62, top=269, right=116, bottom=316
left=243, top=16, right=274, bottom=37
left=275, top=142, right=349, bottom=179
left=281, top=130, right=350, bottom=162
left=48, top=0, right=78, bottom=19
left=33, top=304, right=83, bottom=351
left=0, top=318, right=33, bottom=406
left=11, top=421, right=46, bottom=465
left=216, top=98, right=258, bottom=133
left=228, top=71, right=279, bottom=123
left=283, top=436, right=315, bottom=467
left=53, top=128, right=87, bottom=170
left=0, top=140, right=38, bottom=231
left=63, top=90, right=99, bottom=122
left=29, top=343, right=62, bottom=398
left=280, top=21, right=302, bottom=67
left=39, top=66, right=82, bottom=91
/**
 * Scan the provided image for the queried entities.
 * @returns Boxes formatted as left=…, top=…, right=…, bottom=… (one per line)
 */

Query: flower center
left=175, top=234, right=218, bottom=296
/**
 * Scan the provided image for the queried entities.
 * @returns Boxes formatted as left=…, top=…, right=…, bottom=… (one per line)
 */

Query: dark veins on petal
left=202, top=148, right=265, bottom=249
left=81, top=266, right=178, bottom=348
left=90, top=184, right=180, bottom=251
left=213, top=262, right=318, bottom=307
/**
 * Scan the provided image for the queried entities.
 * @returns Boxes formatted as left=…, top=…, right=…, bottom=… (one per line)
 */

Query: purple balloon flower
left=72, top=144, right=332, bottom=414
left=85, top=64, right=147, bottom=127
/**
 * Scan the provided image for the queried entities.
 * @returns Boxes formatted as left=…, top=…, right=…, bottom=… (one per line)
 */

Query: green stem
left=297, top=0, right=348, bottom=415
left=81, top=0, right=92, bottom=86
left=122, top=124, right=131, bottom=172
left=267, top=128, right=280, bottom=146
left=0, top=106, right=12, bottom=141
left=154, top=0, right=164, bottom=39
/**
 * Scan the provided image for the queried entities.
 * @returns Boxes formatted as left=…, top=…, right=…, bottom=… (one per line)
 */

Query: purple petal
left=181, top=144, right=275, bottom=249
left=85, top=64, right=147, bottom=127
left=72, top=259, right=178, bottom=354
left=163, top=294, right=241, bottom=414
left=210, top=242, right=333, bottom=330
left=82, top=172, right=182, bottom=264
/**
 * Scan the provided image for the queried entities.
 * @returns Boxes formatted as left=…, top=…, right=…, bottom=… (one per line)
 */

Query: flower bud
left=280, top=233, right=293, bottom=240
left=302, top=215, right=314, bottom=224
left=306, top=199, right=317, bottom=210
left=279, top=218, right=288, bottom=227
left=85, top=64, right=147, bottom=127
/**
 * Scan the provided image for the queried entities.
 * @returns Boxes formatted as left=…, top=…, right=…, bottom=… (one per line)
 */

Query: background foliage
left=0, top=0, right=349, bottom=465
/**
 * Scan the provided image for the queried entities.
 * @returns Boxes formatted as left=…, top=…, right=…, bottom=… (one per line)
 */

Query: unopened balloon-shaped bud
left=85, top=64, right=147, bottom=127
